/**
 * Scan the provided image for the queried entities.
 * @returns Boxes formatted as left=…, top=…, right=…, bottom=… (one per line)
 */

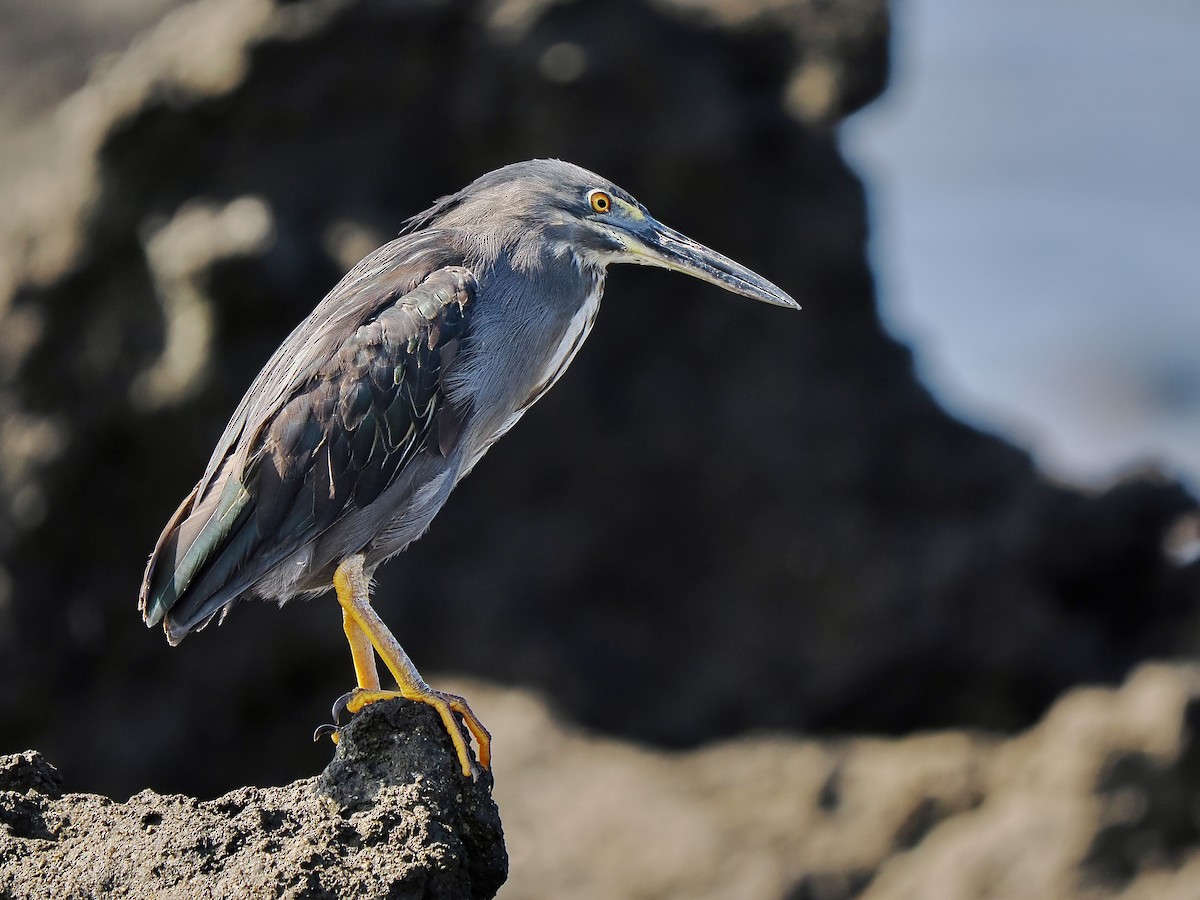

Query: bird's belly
left=251, top=544, right=322, bottom=603
left=250, top=455, right=460, bottom=601
left=367, top=464, right=459, bottom=564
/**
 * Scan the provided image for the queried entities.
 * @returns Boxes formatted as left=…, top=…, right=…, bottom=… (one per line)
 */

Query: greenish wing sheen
left=140, top=264, right=475, bottom=638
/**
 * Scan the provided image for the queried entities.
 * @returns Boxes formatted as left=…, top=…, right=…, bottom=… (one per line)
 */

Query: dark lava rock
left=0, top=700, right=506, bottom=899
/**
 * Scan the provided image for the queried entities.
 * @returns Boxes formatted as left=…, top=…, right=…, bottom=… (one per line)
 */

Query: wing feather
left=139, top=247, right=476, bottom=640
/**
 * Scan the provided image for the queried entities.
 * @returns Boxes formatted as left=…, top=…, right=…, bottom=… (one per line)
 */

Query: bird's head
left=414, top=159, right=799, bottom=310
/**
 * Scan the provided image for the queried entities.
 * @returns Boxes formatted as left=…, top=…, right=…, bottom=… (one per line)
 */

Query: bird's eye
left=588, top=190, right=612, bottom=214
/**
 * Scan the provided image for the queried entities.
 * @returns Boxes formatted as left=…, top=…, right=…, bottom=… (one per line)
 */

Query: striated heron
left=140, top=159, right=798, bottom=777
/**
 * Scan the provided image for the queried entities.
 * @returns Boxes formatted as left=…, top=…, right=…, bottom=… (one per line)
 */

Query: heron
left=140, top=159, right=798, bottom=778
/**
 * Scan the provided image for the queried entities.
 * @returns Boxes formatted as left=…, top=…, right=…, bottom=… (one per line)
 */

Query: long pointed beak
left=621, top=217, right=800, bottom=310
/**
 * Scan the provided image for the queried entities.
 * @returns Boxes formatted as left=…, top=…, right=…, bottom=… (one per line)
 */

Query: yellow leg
left=332, top=554, right=491, bottom=778
left=343, top=607, right=381, bottom=692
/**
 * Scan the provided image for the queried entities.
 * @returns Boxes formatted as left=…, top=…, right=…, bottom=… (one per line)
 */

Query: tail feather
left=162, top=505, right=258, bottom=644
left=140, top=458, right=250, bottom=631
left=158, top=459, right=326, bottom=642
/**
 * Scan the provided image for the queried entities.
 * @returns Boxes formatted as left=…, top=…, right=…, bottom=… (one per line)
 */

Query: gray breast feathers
left=450, top=264, right=604, bottom=478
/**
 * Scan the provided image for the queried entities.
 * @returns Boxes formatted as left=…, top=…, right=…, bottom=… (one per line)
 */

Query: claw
left=332, top=690, right=358, bottom=724
left=313, top=723, right=340, bottom=744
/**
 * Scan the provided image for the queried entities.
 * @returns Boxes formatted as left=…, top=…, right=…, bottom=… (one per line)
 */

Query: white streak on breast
left=529, top=282, right=603, bottom=407
left=459, top=283, right=603, bottom=478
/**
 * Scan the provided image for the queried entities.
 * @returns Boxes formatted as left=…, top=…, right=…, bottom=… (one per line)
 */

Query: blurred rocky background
left=1, top=0, right=1198, bottom=897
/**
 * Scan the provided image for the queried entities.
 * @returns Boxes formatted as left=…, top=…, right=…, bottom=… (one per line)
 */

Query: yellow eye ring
left=589, top=190, right=612, bottom=214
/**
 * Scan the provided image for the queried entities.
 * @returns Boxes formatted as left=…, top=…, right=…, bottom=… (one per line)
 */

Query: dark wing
left=139, top=240, right=475, bottom=643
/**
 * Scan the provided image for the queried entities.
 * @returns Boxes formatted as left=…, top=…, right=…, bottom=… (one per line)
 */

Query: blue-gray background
left=846, top=0, right=1200, bottom=490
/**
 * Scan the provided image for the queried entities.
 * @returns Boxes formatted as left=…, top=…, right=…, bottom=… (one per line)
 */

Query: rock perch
left=0, top=700, right=507, bottom=899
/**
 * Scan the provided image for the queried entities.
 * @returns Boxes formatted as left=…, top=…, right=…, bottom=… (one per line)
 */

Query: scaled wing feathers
left=139, top=254, right=476, bottom=640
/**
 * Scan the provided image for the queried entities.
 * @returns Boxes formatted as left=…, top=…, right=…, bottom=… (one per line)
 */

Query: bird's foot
left=331, top=686, right=491, bottom=779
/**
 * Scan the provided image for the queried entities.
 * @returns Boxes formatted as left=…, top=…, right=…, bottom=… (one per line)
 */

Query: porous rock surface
left=0, top=700, right=506, bottom=899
